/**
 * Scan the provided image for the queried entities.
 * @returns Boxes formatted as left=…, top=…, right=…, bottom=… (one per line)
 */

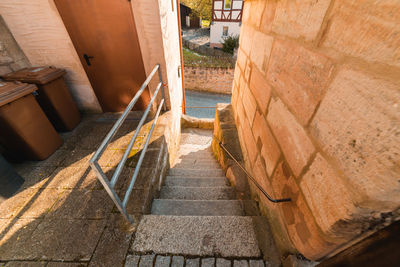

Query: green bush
left=222, top=35, right=239, bottom=54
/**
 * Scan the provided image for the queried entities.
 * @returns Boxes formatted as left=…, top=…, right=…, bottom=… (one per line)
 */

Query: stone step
left=131, top=215, right=261, bottom=258
left=176, top=152, right=215, bottom=158
left=151, top=199, right=259, bottom=216
left=165, top=177, right=228, bottom=187
left=179, top=144, right=212, bottom=150
left=172, top=163, right=221, bottom=170
left=168, top=168, right=225, bottom=177
left=176, top=155, right=216, bottom=162
left=169, top=167, right=223, bottom=173
left=177, top=149, right=214, bottom=155
left=178, top=146, right=212, bottom=152
left=181, top=131, right=212, bottom=145
left=173, top=159, right=220, bottom=167
left=166, top=175, right=227, bottom=180
left=173, top=160, right=220, bottom=167
left=159, top=186, right=236, bottom=200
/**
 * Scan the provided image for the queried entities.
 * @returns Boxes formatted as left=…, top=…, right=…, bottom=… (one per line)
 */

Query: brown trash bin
left=0, top=82, right=62, bottom=161
left=2, top=66, right=81, bottom=131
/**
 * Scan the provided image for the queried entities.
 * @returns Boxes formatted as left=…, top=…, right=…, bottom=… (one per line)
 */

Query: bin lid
left=0, top=82, right=37, bottom=107
left=1, top=66, right=66, bottom=85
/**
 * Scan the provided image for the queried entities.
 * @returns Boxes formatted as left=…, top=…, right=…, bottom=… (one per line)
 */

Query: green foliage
left=201, top=20, right=211, bottom=28
left=182, top=47, right=235, bottom=68
left=181, top=0, right=213, bottom=21
left=222, top=35, right=239, bottom=54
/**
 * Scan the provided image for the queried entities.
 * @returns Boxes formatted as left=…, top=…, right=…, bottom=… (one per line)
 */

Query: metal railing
left=89, top=64, right=166, bottom=224
left=213, top=135, right=291, bottom=203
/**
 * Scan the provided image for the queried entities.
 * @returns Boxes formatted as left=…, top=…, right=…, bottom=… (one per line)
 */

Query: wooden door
left=54, top=0, right=149, bottom=112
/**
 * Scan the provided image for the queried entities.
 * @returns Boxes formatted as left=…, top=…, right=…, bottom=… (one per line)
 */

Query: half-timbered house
left=210, top=0, right=243, bottom=48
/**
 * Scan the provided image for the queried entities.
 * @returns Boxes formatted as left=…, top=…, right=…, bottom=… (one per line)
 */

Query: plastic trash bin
left=2, top=66, right=81, bottom=131
left=0, top=81, right=62, bottom=161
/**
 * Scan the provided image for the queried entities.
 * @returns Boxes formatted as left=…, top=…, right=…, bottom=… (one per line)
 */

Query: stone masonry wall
left=231, top=0, right=400, bottom=261
left=184, top=66, right=234, bottom=94
left=0, top=16, right=30, bottom=75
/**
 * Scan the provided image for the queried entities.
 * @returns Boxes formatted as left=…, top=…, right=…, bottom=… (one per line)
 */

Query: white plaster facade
left=210, top=21, right=241, bottom=48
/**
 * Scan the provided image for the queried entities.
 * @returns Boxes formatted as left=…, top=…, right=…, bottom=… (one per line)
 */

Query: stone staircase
left=131, top=128, right=278, bottom=264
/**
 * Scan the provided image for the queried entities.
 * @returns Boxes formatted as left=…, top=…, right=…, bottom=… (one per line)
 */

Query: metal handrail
left=89, top=64, right=166, bottom=224
left=213, top=135, right=291, bottom=203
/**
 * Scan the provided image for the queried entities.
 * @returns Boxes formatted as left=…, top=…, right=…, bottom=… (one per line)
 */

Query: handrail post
left=157, top=64, right=167, bottom=111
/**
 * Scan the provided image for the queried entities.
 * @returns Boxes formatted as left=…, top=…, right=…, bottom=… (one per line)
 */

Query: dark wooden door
left=54, top=0, right=149, bottom=112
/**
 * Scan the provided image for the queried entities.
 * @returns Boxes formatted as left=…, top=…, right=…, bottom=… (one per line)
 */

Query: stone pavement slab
left=4, top=261, right=47, bottom=267
left=17, top=189, right=64, bottom=219
left=46, top=167, right=94, bottom=190
left=0, top=218, right=42, bottom=260
left=89, top=214, right=133, bottom=267
left=14, top=165, right=57, bottom=189
left=27, top=217, right=107, bottom=261
left=0, top=188, right=37, bottom=219
left=48, top=189, right=113, bottom=219
left=60, top=149, right=94, bottom=168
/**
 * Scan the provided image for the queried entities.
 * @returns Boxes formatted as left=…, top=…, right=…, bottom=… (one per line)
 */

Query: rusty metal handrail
left=213, top=135, right=291, bottom=203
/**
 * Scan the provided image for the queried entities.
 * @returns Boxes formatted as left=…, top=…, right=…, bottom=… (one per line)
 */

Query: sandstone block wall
left=0, top=16, right=30, bottom=76
left=231, top=0, right=400, bottom=261
left=184, top=66, right=234, bottom=94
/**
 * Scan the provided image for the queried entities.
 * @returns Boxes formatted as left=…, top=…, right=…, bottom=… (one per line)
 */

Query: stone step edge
left=151, top=199, right=260, bottom=216
left=165, top=176, right=228, bottom=180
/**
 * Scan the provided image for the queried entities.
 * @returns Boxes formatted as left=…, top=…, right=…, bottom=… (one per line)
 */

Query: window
left=224, top=0, right=232, bottom=9
left=222, top=26, right=229, bottom=36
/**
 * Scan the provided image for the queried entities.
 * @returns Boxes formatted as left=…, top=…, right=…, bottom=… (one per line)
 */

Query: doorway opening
left=179, top=0, right=241, bottom=119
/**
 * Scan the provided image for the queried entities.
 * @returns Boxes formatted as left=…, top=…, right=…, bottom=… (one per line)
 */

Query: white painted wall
left=157, top=0, right=183, bottom=163
left=210, top=21, right=241, bottom=46
left=130, top=0, right=169, bottom=109
left=0, top=0, right=101, bottom=112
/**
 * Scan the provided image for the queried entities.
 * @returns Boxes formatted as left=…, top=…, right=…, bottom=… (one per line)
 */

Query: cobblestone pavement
left=124, top=254, right=271, bottom=267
